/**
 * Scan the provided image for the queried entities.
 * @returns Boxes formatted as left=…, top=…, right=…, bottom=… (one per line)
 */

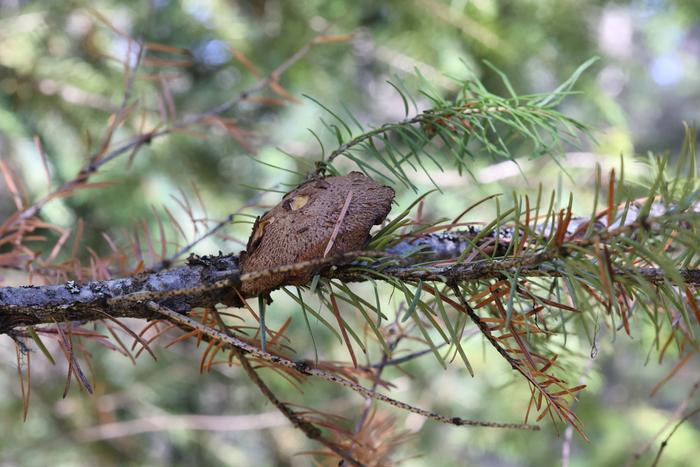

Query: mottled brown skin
left=239, top=172, right=395, bottom=297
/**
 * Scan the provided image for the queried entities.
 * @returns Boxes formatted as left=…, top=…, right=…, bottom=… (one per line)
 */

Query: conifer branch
left=195, top=304, right=364, bottom=467
left=1, top=32, right=341, bottom=241
left=310, top=59, right=596, bottom=189
left=145, top=301, right=539, bottom=431
left=2, top=40, right=697, bottom=459
left=2, top=196, right=700, bottom=331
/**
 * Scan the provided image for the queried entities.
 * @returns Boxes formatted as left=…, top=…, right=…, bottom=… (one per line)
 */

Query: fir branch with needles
left=310, top=58, right=597, bottom=190
left=2, top=37, right=699, bottom=467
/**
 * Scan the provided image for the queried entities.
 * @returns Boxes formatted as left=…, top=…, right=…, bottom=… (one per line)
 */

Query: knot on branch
left=239, top=172, right=394, bottom=296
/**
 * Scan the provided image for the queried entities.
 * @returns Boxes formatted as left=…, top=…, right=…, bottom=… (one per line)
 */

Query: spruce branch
left=2, top=38, right=698, bottom=458
left=145, top=301, right=539, bottom=431
left=310, top=60, right=596, bottom=189
left=2, top=197, right=699, bottom=330
left=5, top=171, right=696, bottom=441
left=197, top=304, right=365, bottom=467
left=451, top=284, right=587, bottom=438
left=625, top=379, right=700, bottom=465
left=1, top=31, right=345, bottom=244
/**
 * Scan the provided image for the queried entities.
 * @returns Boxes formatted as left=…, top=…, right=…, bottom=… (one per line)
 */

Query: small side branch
left=201, top=305, right=363, bottom=466
left=147, top=301, right=540, bottom=432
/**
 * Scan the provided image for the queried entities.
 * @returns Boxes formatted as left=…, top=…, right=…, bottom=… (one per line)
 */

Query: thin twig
left=10, top=41, right=145, bottom=227
left=5, top=33, right=338, bottom=235
left=451, top=283, right=584, bottom=435
left=150, top=184, right=276, bottom=271
left=151, top=213, right=234, bottom=271
left=650, top=406, right=700, bottom=467
left=186, top=32, right=339, bottom=123
left=625, top=379, right=700, bottom=466
left=312, top=105, right=511, bottom=178
left=146, top=301, right=540, bottom=431
left=205, top=306, right=363, bottom=466
left=356, top=317, right=406, bottom=432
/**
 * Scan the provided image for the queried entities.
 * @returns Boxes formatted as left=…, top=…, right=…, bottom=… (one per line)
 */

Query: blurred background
left=1, top=1, right=699, bottom=466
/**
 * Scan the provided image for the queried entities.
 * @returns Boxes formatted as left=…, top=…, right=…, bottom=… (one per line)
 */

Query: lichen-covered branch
left=0, top=255, right=240, bottom=333
left=2, top=179, right=699, bottom=333
left=2, top=245, right=699, bottom=334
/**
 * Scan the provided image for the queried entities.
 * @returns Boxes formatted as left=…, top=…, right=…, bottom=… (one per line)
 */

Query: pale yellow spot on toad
left=289, top=195, right=309, bottom=211
left=251, top=216, right=275, bottom=244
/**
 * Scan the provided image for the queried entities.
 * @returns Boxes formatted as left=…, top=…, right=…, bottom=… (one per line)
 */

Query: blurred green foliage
left=1, top=1, right=699, bottom=466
